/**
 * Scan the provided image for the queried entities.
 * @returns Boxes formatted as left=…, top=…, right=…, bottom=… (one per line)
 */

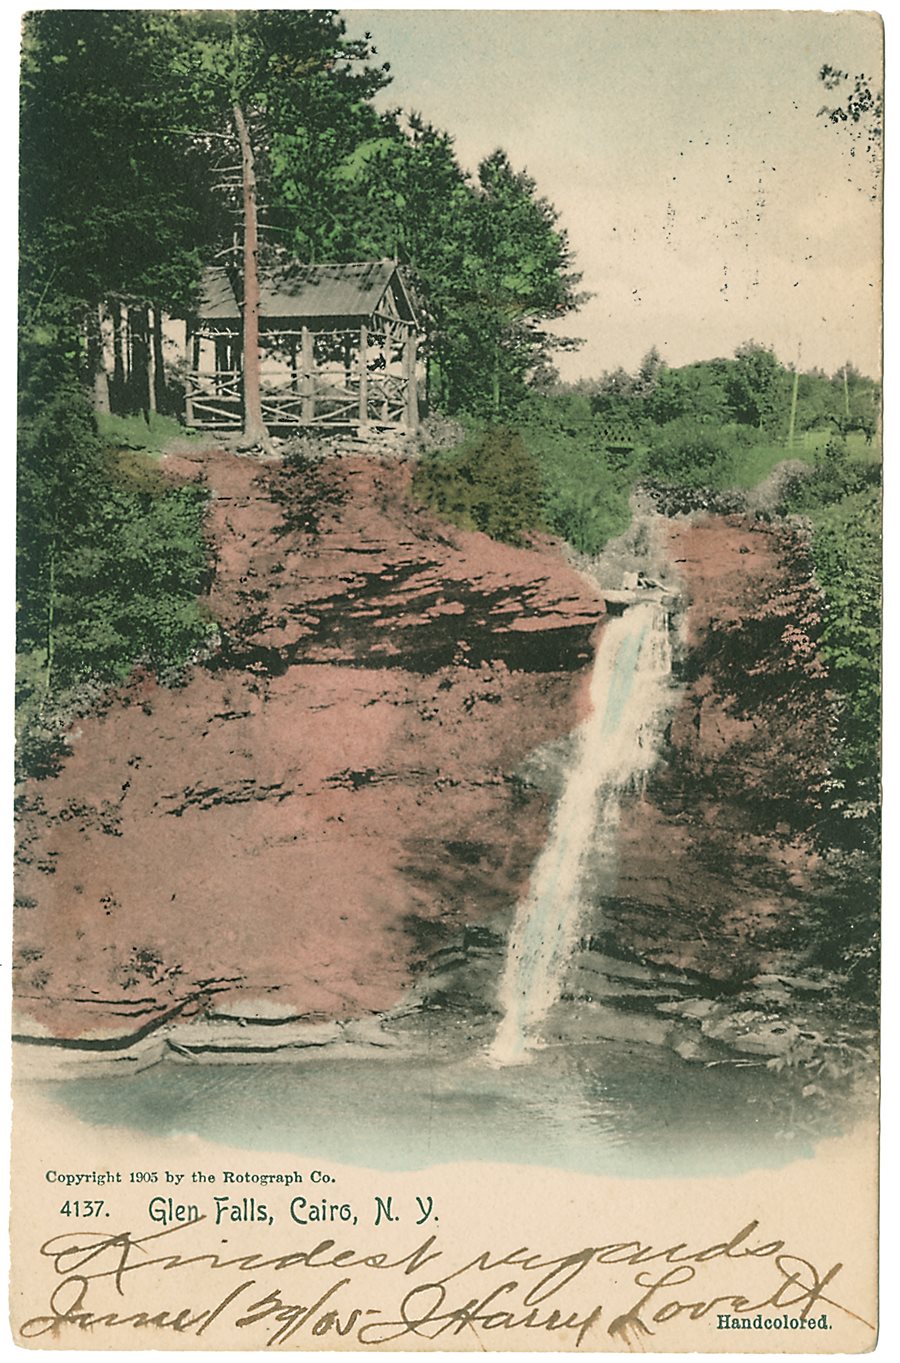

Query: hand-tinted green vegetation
left=413, top=345, right=879, bottom=553
left=17, top=338, right=215, bottom=775
left=782, top=441, right=881, bottom=816
left=412, top=426, right=545, bottom=546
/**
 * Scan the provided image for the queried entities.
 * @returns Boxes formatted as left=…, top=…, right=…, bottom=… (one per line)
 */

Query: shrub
left=17, top=349, right=215, bottom=774
left=413, top=425, right=544, bottom=545
left=643, top=417, right=740, bottom=487
left=538, top=448, right=633, bottom=553
left=808, top=482, right=881, bottom=811
left=784, top=437, right=880, bottom=512
left=49, top=480, right=215, bottom=688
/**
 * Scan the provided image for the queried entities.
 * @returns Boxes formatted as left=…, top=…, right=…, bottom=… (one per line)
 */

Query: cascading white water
left=489, top=600, right=673, bottom=1065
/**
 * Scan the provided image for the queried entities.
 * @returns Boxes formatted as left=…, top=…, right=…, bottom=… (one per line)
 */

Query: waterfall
left=489, top=600, right=674, bottom=1065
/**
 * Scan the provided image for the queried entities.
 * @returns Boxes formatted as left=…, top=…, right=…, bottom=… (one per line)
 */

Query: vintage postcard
left=10, top=6, right=883, bottom=1351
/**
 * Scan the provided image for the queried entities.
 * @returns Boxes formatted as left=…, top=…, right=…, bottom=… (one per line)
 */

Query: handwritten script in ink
left=17, top=1218, right=873, bottom=1348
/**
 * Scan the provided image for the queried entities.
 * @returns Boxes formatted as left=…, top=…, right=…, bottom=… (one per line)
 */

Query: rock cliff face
left=553, top=512, right=855, bottom=1074
left=600, top=514, right=833, bottom=984
left=15, top=448, right=858, bottom=1082
left=14, top=450, right=604, bottom=1043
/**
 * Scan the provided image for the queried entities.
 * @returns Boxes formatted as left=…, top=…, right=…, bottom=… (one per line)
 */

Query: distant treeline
left=563, top=344, right=879, bottom=442
left=415, top=342, right=880, bottom=559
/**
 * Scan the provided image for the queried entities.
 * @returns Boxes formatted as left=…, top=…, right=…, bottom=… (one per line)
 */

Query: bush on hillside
left=642, top=418, right=748, bottom=487
left=782, top=437, right=880, bottom=513
left=17, top=349, right=215, bottom=775
left=515, top=397, right=638, bottom=552
left=808, top=482, right=881, bottom=812
left=412, top=425, right=544, bottom=545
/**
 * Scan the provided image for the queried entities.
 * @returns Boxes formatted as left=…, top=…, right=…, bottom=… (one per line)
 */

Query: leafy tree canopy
left=20, top=11, right=212, bottom=321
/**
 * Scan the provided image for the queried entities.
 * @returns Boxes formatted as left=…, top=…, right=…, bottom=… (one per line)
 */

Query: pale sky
left=346, top=9, right=883, bottom=381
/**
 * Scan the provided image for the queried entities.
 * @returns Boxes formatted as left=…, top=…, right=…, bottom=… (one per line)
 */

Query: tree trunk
left=233, top=101, right=272, bottom=452
left=129, top=306, right=151, bottom=421
left=151, top=304, right=166, bottom=413
left=184, top=321, right=195, bottom=427
left=145, top=305, right=157, bottom=415
left=88, top=303, right=110, bottom=414
left=112, top=300, right=126, bottom=413
left=127, top=307, right=138, bottom=410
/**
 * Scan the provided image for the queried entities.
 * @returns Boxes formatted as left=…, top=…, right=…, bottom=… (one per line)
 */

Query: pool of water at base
left=31, top=1034, right=851, bottom=1179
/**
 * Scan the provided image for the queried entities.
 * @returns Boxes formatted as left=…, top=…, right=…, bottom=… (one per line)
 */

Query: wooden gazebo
left=185, top=259, right=420, bottom=433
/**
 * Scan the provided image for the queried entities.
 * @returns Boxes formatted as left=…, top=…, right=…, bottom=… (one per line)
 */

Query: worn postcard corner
left=10, top=6, right=882, bottom=1353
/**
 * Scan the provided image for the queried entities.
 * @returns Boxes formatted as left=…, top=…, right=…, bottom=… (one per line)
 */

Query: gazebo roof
left=196, top=260, right=416, bottom=324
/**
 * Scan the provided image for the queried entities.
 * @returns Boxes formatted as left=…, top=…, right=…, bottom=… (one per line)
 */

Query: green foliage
left=336, top=118, right=583, bottom=417
left=413, top=395, right=638, bottom=555
left=96, top=412, right=199, bottom=456
left=581, top=345, right=881, bottom=457
left=806, top=483, right=881, bottom=811
left=17, top=335, right=215, bottom=774
left=787, top=437, right=880, bottom=510
left=461, top=151, right=583, bottom=415
left=729, top=441, right=815, bottom=489
left=168, top=8, right=390, bottom=263
left=516, top=396, right=636, bottom=552
left=20, top=11, right=210, bottom=320
left=727, top=342, right=791, bottom=432
left=22, top=11, right=583, bottom=425
left=773, top=429, right=881, bottom=863
left=644, top=360, right=731, bottom=426
left=49, top=479, right=214, bottom=687
left=412, top=426, right=544, bottom=545
left=804, top=845, right=880, bottom=1001
left=539, top=451, right=633, bottom=554
left=642, top=418, right=747, bottom=488
left=589, top=347, right=786, bottom=434
left=412, top=348, right=879, bottom=560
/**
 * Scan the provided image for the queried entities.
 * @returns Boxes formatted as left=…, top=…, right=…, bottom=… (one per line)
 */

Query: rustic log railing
left=185, top=370, right=242, bottom=428
left=187, top=316, right=418, bottom=433
left=187, top=367, right=414, bottom=430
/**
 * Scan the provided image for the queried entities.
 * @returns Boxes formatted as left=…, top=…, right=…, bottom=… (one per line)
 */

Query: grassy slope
left=96, top=411, right=201, bottom=457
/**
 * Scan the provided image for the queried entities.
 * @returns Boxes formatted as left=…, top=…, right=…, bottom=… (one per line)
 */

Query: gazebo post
left=184, top=320, right=194, bottom=426
left=301, top=325, right=314, bottom=422
left=358, top=323, right=368, bottom=427
left=404, top=328, right=418, bottom=432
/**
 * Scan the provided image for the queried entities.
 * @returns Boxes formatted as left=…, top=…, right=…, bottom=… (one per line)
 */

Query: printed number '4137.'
left=59, top=1201, right=106, bottom=1217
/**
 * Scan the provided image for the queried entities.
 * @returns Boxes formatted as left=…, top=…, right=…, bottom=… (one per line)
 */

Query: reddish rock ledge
left=14, top=450, right=604, bottom=1042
